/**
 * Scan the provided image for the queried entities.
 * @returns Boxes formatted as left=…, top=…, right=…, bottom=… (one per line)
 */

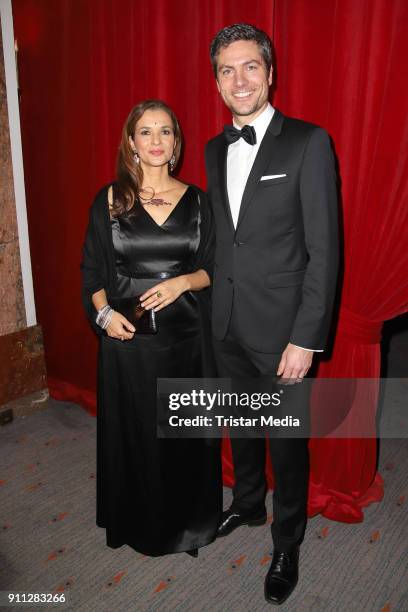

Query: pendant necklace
left=139, top=187, right=172, bottom=206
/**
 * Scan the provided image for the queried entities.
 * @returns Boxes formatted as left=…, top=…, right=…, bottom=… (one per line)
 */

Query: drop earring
left=169, top=154, right=176, bottom=172
left=133, top=152, right=140, bottom=164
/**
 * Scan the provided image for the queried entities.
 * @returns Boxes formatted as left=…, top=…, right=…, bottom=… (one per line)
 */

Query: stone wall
left=0, top=19, right=47, bottom=412
left=0, top=23, right=26, bottom=336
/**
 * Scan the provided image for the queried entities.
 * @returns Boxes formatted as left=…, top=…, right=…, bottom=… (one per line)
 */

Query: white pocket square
left=260, top=174, right=287, bottom=180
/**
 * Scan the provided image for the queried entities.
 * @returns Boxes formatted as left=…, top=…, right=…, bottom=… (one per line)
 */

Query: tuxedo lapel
left=236, top=110, right=285, bottom=231
left=216, top=137, right=235, bottom=233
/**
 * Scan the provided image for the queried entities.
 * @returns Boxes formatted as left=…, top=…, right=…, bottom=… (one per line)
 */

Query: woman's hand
left=106, top=311, right=136, bottom=340
left=140, top=276, right=190, bottom=312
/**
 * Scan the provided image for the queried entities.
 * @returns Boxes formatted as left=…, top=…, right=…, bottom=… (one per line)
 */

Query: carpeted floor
left=0, top=399, right=407, bottom=612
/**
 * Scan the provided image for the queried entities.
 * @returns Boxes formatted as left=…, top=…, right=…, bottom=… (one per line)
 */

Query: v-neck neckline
left=141, top=185, right=191, bottom=229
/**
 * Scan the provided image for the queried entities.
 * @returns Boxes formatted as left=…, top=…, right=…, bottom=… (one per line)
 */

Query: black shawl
left=80, top=183, right=216, bottom=375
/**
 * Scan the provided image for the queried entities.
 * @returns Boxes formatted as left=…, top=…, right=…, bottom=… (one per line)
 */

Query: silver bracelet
left=96, top=304, right=114, bottom=329
left=96, top=304, right=109, bottom=326
left=102, top=308, right=114, bottom=330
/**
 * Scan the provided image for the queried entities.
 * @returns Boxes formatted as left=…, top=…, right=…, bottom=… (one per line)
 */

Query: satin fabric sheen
left=111, top=187, right=199, bottom=340
left=97, top=187, right=221, bottom=555
left=14, top=1, right=408, bottom=523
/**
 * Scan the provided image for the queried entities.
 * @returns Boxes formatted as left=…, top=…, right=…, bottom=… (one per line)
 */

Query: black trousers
left=212, top=316, right=310, bottom=552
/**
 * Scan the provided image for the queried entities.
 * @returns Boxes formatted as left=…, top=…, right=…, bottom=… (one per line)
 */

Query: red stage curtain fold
left=271, top=0, right=408, bottom=521
left=12, top=0, right=408, bottom=523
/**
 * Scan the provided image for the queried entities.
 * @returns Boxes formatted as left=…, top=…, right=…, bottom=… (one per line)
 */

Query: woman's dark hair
left=113, top=99, right=182, bottom=216
left=210, top=23, right=272, bottom=77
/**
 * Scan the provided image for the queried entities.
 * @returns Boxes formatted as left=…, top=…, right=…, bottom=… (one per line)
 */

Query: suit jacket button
left=227, top=277, right=233, bottom=284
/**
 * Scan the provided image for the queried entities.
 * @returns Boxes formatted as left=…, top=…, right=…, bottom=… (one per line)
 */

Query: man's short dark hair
left=210, top=23, right=273, bottom=78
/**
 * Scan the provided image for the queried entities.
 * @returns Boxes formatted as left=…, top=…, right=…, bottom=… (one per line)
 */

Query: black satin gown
left=96, top=186, right=221, bottom=556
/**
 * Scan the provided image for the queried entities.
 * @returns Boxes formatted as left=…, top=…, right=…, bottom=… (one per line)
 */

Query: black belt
left=116, top=269, right=186, bottom=279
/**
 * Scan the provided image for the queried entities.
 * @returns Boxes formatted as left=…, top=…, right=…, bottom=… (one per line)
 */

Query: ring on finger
left=156, top=291, right=162, bottom=298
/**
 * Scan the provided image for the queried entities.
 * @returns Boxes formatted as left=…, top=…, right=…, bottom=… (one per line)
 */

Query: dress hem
left=96, top=522, right=218, bottom=557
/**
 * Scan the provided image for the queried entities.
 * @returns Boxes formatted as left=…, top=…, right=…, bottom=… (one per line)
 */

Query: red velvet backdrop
left=13, top=0, right=408, bottom=522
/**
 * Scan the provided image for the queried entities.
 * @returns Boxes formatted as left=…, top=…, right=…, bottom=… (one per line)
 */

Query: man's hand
left=277, top=343, right=313, bottom=382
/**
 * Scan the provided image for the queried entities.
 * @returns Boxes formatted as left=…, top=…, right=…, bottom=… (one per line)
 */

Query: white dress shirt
left=226, top=103, right=321, bottom=353
left=227, top=103, right=275, bottom=227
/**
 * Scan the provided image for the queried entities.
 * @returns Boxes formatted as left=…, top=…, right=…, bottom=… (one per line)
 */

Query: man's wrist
left=290, top=343, right=323, bottom=353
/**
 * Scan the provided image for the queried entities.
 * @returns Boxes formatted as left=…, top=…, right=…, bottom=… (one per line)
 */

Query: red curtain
left=272, top=0, right=408, bottom=521
left=13, top=0, right=408, bottom=522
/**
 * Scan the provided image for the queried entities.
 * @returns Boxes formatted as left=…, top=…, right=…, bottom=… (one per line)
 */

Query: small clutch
left=109, top=296, right=157, bottom=334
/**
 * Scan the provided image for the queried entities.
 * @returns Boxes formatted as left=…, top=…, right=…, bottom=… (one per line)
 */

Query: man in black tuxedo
left=205, top=24, right=338, bottom=605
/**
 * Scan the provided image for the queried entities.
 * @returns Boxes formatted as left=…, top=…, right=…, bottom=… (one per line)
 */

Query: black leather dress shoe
left=264, top=546, right=299, bottom=605
left=217, top=507, right=267, bottom=538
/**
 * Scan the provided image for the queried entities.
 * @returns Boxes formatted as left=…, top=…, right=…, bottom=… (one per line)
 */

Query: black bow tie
left=224, top=124, right=257, bottom=146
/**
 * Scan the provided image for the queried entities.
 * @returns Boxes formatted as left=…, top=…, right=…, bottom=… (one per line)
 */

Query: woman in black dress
left=81, top=99, right=221, bottom=556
